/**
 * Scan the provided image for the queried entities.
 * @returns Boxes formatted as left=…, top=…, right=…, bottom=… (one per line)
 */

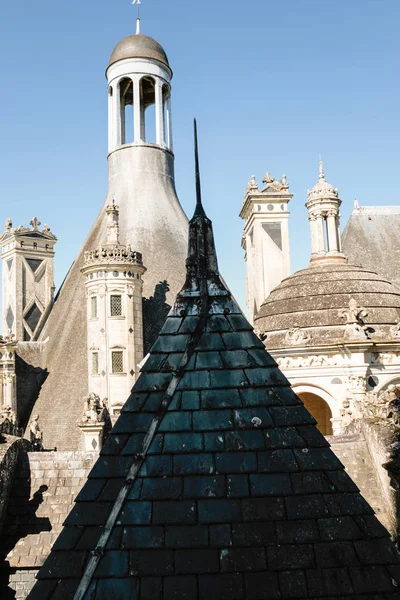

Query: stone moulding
left=83, top=245, right=143, bottom=266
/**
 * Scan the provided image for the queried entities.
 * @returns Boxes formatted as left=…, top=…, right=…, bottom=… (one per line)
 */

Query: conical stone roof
left=29, top=149, right=400, bottom=598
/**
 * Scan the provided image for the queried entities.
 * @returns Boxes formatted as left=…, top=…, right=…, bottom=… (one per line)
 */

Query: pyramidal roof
left=29, top=128, right=400, bottom=599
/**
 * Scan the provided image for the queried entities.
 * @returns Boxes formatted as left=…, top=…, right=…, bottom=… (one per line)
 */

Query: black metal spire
left=193, top=119, right=206, bottom=218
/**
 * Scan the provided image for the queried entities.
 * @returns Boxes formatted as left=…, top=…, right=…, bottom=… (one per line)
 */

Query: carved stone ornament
left=80, top=393, right=108, bottom=424
left=348, top=375, right=367, bottom=394
left=277, top=354, right=338, bottom=369
left=370, top=352, right=400, bottom=366
left=84, top=245, right=143, bottom=267
left=340, top=298, right=370, bottom=339
left=0, top=331, right=17, bottom=345
left=254, top=328, right=267, bottom=342
left=390, top=322, right=400, bottom=339
left=358, top=386, right=400, bottom=425
left=285, top=327, right=310, bottom=346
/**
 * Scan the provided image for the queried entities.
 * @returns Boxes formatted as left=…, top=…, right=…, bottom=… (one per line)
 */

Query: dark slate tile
left=247, top=348, right=277, bottom=367
left=209, top=524, right=232, bottom=547
left=64, top=502, right=112, bottom=526
left=273, top=387, right=303, bottom=406
left=264, top=426, right=306, bottom=449
left=233, top=407, right=273, bottom=429
left=354, top=539, right=399, bottom=564
left=178, top=315, right=200, bottom=334
left=51, top=527, right=83, bottom=551
left=178, top=370, right=211, bottom=390
left=163, top=432, right=203, bottom=453
left=220, top=546, right=266, bottom=572
left=160, top=317, right=183, bottom=335
left=38, top=550, right=88, bottom=579
left=210, top=368, right=248, bottom=389
left=140, top=455, right=172, bottom=477
left=245, top=572, right=280, bottom=600
left=285, top=495, right=329, bottom=520
left=196, top=351, right=224, bottom=369
left=198, top=573, right=244, bottom=600
left=165, top=525, right=208, bottom=548
left=257, top=449, right=298, bottom=473
left=94, top=578, right=139, bottom=600
left=133, top=371, right=173, bottom=392
left=148, top=434, right=165, bottom=454
left=296, top=424, right=330, bottom=448
left=89, top=456, right=133, bottom=478
left=158, top=411, right=192, bottom=432
left=75, top=478, right=106, bottom=502
left=129, top=550, right=174, bottom=576
left=163, top=576, right=198, bottom=599
left=291, top=472, right=336, bottom=494
left=232, top=522, right=275, bottom=546
left=121, top=526, right=164, bottom=549
left=167, top=392, right=181, bottom=411
left=315, top=541, right=360, bottom=567
left=175, top=549, right=219, bottom=574
left=222, top=331, right=265, bottom=349
left=49, top=580, right=82, bottom=600
left=225, top=431, right=265, bottom=451
left=75, top=526, right=105, bottom=550
left=353, top=515, right=391, bottom=539
left=250, top=474, right=292, bottom=496
left=227, top=474, right=249, bottom=498
left=201, top=389, right=241, bottom=409
left=102, top=477, right=135, bottom=501
left=173, top=453, right=215, bottom=475
left=269, top=405, right=316, bottom=426
left=116, top=501, right=152, bottom=526
left=121, top=393, right=149, bottom=413
left=306, top=567, right=354, bottom=596
left=181, top=390, right=200, bottom=410
left=26, top=580, right=57, bottom=600
left=245, top=368, right=288, bottom=387
left=197, top=332, right=226, bottom=351
left=241, top=497, right=286, bottom=522
left=153, top=501, right=196, bottom=524
left=193, top=409, right=234, bottom=431
left=268, top=543, right=315, bottom=570
left=276, top=519, right=320, bottom=544
left=140, top=353, right=168, bottom=372
left=239, top=388, right=281, bottom=407
left=142, top=392, right=164, bottom=412
left=318, top=516, right=363, bottom=541
left=278, top=570, right=308, bottom=598
left=327, top=470, right=359, bottom=493
left=294, top=448, right=342, bottom=471
left=121, top=433, right=146, bottom=455
left=151, top=334, right=191, bottom=353
left=323, top=492, right=374, bottom=516
left=216, top=451, right=257, bottom=473
left=100, top=433, right=130, bottom=455
left=183, top=475, right=226, bottom=498
left=349, top=566, right=397, bottom=593
left=94, top=550, right=129, bottom=577
left=205, top=432, right=225, bottom=451
left=226, top=314, right=253, bottom=331
left=198, top=499, right=241, bottom=523
left=221, top=350, right=257, bottom=369
left=140, top=577, right=162, bottom=600
left=112, top=413, right=154, bottom=434
left=141, top=477, right=182, bottom=500
left=162, top=353, right=186, bottom=372
left=206, top=315, right=232, bottom=332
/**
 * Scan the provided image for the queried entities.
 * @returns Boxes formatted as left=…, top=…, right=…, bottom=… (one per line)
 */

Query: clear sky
left=1, top=0, right=400, bottom=314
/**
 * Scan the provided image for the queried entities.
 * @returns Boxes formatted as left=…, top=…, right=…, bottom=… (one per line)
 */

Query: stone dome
left=254, top=263, right=400, bottom=349
left=108, top=34, right=170, bottom=69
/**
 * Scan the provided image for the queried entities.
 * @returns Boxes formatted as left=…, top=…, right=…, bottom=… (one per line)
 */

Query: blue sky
left=1, top=0, right=400, bottom=314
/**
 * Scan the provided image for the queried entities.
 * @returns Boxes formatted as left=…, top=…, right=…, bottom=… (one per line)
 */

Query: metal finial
left=132, top=0, right=141, bottom=31
left=193, top=119, right=206, bottom=216
left=136, top=18, right=141, bottom=34
left=319, top=160, right=325, bottom=181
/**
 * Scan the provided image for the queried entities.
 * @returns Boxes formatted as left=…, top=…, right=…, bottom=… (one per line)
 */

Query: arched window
left=298, top=392, right=333, bottom=436
left=141, top=77, right=156, bottom=143
left=119, top=77, right=134, bottom=144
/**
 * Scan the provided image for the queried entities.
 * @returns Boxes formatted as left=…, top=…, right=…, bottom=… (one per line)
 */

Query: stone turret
left=240, top=172, right=292, bottom=323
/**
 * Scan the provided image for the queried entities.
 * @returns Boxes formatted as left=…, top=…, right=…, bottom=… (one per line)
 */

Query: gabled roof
left=29, top=136, right=400, bottom=599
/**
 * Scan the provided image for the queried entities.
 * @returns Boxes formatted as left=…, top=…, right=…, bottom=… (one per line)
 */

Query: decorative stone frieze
left=284, top=327, right=310, bottom=345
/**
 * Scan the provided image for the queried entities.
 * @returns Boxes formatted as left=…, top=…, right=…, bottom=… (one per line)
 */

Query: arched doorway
left=298, top=392, right=333, bottom=435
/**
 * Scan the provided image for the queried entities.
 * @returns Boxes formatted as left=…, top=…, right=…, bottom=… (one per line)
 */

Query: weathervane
left=132, top=0, right=141, bottom=33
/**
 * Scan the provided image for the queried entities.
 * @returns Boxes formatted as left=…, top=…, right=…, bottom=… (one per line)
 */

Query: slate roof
left=29, top=143, right=400, bottom=598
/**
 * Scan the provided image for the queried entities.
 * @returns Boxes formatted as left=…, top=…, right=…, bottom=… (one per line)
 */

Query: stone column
left=5, top=374, right=15, bottom=411
left=166, top=96, right=173, bottom=152
left=155, top=79, right=165, bottom=147
left=108, top=85, right=114, bottom=154
left=316, top=212, right=326, bottom=254
left=327, top=211, right=339, bottom=252
left=133, top=78, right=143, bottom=143
left=308, top=214, right=318, bottom=256
left=337, top=215, right=342, bottom=252
left=113, top=79, right=122, bottom=148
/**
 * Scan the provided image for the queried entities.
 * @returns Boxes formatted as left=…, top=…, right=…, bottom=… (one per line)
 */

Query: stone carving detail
left=340, top=298, right=370, bottom=339
left=262, top=171, right=289, bottom=192
left=84, top=245, right=143, bottom=266
left=370, top=352, right=400, bottom=366
left=390, top=322, right=400, bottom=339
left=277, top=354, right=338, bottom=369
left=5, top=218, right=13, bottom=231
left=0, top=331, right=16, bottom=345
left=285, top=327, right=310, bottom=346
left=80, top=393, right=108, bottom=424
left=29, top=414, right=43, bottom=451
left=254, top=328, right=267, bottom=342
left=348, top=375, right=367, bottom=393
left=246, top=175, right=258, bottom=193
left=29, top=217, right=41, bottom=231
